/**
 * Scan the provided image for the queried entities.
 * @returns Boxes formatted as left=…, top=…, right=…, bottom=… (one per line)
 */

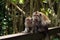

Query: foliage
left=51, top=36, right=60, bottom=40
left=0, top=0, right=60, bottom=36
left=10, top=0, right=25, bottom=4
left=19, top=0, right=25, bottom=4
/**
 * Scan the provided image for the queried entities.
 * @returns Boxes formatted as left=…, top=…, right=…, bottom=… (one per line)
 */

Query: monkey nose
left=35, top=19, right=38, bottom=21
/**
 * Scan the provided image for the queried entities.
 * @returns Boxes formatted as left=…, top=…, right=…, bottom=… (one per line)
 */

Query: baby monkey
left=23, top=16, right=33, bottom=33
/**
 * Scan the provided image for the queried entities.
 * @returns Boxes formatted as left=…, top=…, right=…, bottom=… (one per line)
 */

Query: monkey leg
left=30, top=25, right=39, bottom=33
left=23, top=27, right=29, bottom=33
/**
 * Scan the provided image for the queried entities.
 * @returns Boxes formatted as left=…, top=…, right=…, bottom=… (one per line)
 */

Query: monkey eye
left=39, top=14, right=41, bottom=16
left=26, top=19, right=29, bottom=21
left=27, top=19, right=32, bottom=21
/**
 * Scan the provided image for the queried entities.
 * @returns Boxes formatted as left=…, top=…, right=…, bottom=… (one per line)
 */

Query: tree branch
left=9, top=1, right=25, bottom=15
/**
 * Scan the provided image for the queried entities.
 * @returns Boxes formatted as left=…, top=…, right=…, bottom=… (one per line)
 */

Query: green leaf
left=41, top=8, right=45, bottom=11
left=52, top=38, right=60, bottom=40
left=19, top=0, right=24, bottom=4
left=43, top=0, right=47, bottom=3
left=55, top=0, right=59, bottom=3
left=46, top=12, right=48, bottom=16
left=11, top=0, right=16, bottom=2
left=2, top=26, right=7, bottom=29
left=47, top=8, right=52, bottom=14
left=11, top=0, right=17, bottom=3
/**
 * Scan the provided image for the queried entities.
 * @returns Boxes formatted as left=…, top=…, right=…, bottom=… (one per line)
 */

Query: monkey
left=23, top=16, right=33, bottom=33
left=37, top=11, right=51, bottom=40
left=31, top=11, right=51, bottom=40
left=23, top=11, right=51, bottom=34
left=37, top=11, right=51, bottom=32
left=32, top=11, right=41, bottom=33
left=31, top=11, right=51, bottom=31
left=23, top=11, right=41, bottom=33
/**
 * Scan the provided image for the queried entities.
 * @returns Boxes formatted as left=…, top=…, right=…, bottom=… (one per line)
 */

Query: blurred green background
left=0, top=0, right=60, bottom=39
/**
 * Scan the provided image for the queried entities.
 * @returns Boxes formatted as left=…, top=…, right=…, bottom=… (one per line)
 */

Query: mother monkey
left=37, top=11, right=51, bottom=40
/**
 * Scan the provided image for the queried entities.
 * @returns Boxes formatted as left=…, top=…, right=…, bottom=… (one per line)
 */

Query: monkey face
left=25, top=16, right=32, bottom=27
left=32, top=11, right=40, bottom=22
left=32, top=11, right=51, bottom=25
left=26, top=18, right=32, bottom=24
left=25, top=16, right=32, bottom=23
